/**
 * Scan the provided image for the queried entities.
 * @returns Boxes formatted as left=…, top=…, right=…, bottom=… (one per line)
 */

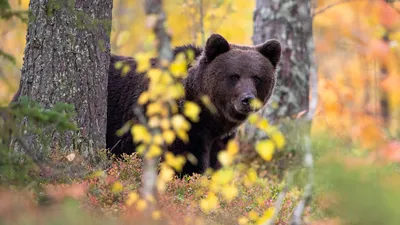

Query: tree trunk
left=12, top=0, right=112, bottom=160
left=252, top=0, right=313, bottom=123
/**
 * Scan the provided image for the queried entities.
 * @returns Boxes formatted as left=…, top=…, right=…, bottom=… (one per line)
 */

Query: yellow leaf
left=135, top=52, right=153, bottom=73
left=168, top=84, right=185, bottom=99
left=217, top=151, right=233, bottom=167
left=160, top=118, right=171, bottom=130
left=157, top=179, right=166, bottom=192
left=165, top=152, right=186, bottom=172
left=256, top=208, right=275, bottom=225
left=131, top=125, right=151, bottom=144
left=121, top=65, right=131, bottom=77
left=146, top=144, right=162, bottom=159
left=186, top=153, right=198, bottom=166
left=147, top=102, right=164, bottom=116
left=200, top=95, right=217, bottom=114
left=238, top=217, right=249, bottom=225
left=221, top=184, right=238, bottom=202
left=186, top=49, right=195, bottom=62
left=136, top=199, right=148, bottom=211
left=176, top=130, right=189, bottom=143
left=244, top=168, right=258, bottom=187
left=160, top=165, right=175, bottom=181
left=169, top=53, right=188, bottom=77
left=136, top=144, right=146, bottom=155
left=152, top=210, right=162, bottom=220
left=211, top=168, right=234, bottom=185
left=255, top=140, right=275, bottom=161
left=171, top=115, right=191, bottom=131
left=248, top=113, right=259, bottom=124
left=111, top=181, right=123, bottom=193
left=162, top=130, right=176, bottom=144
left=250, top=98, right=263, bottom=110
left=153, top=134, right=164, bottom=145
left=226, top=139, right=239, bottom=155
left=147, top=68, right=162, bottom=83
left=271, top=132, right=285, bottom=149
left=256, top=119, right=269, bottom=131
left=138, top=92, right=150, bottom=105
left=200, top=192, right=218, bottom=214
left=126, top=192, right=139, bottom=206
left=148, top=116, right=160, bottom=128
left=248, top=211, right=259, bottom=221
left=114, top=61, right=123, bottom=70
left=184, top=101, right=201, bottom=122
left=66, top=153, right=75, bottom=162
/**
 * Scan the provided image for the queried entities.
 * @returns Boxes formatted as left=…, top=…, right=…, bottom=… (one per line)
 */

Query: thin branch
left=313, top=0, right=362, bottom=16
left=199, top=0, right=205, bottom=46
left=306, top=41, right=318, bottom=121
left=291, top=135, right=314, bottom=225
left=263, top=173, right=293, bottom=225
left=133, top=105, right=158, bottom=199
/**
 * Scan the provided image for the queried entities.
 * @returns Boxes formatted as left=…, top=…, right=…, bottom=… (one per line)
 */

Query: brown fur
left=107, top=34, right=281, bottom=175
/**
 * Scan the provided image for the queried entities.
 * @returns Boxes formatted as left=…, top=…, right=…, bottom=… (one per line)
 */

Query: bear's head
left=185, top=34, right=281, bottom=125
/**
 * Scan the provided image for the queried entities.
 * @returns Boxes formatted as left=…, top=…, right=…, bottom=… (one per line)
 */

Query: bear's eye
left=253, top=77, right=261, bottom=85
left=230, top=74, right=240, bottom=82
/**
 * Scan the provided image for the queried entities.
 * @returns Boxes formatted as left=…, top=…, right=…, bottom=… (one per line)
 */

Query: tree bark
left=12, top=0, right=112, bottom=160
left=252, top=0, right=314, bottom=123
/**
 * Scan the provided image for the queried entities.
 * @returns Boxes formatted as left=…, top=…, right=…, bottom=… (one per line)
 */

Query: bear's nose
left=241, top=94, right=255, bottom=106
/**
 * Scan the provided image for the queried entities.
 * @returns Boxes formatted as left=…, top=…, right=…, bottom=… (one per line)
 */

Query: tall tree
left=250, top=2, right=317, bottom=224
left=252, top=0, right=315, bottom=124
left=12, top=0, right=113, bottom=160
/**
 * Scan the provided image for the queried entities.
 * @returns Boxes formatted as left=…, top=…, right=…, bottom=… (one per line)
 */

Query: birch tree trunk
left=252, top=0, right=314, bottom=124
left=12, top=0, right=113, bottom=160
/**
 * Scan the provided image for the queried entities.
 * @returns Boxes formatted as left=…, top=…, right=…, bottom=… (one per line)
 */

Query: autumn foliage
left=1, top=0, right=400, bottom=225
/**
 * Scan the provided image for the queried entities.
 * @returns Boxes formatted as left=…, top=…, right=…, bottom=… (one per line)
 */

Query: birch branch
left=263, top=173, right=293, bottom=225
left=291, top=135, right=314, bottom=225
left=140, top=0, right=173, bottom=215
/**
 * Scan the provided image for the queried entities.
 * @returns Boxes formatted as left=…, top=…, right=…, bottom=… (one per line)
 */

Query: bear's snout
left=240, top=94, right=255, bottom=107
left=234, top=93, right=256, bottom=115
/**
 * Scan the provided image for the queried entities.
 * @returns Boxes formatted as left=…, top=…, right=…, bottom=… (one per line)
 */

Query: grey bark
left=251, top=2, right=317, bottom=224
left=13, top=0, right=112, bottom=160
left=252, top=0, right=314, bottom=124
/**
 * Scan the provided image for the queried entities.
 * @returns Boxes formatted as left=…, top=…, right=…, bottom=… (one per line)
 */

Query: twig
left=313, top=0, right=363, bottom=16
left=291, top=135, right=314, bottom=225
left=134, top=106, right=160, bottom=204
left=141, top=0, right=174, bottom=215
left=306, top=38, right=318, bottom=121
left=144, top=0, right=173, bottom=61
left=199, top=0, right=205, bottom=46
left=263, top=173, right=293, bottom=225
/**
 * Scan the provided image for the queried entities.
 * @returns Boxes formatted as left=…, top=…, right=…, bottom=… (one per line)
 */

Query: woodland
left=0, top=0, right=400, bottom=225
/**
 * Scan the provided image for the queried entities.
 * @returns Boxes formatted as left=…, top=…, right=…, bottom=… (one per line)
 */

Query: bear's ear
left=204, top=34, right=230, bottom=62
left=256, top=39, right=282, bottom=68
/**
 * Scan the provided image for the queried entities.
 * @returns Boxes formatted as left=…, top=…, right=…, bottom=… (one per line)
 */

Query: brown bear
left=107, top=34, right=281, bottom=176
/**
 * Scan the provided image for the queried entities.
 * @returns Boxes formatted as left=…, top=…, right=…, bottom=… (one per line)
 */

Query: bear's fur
left=107, top=34, right=281, bottom=175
